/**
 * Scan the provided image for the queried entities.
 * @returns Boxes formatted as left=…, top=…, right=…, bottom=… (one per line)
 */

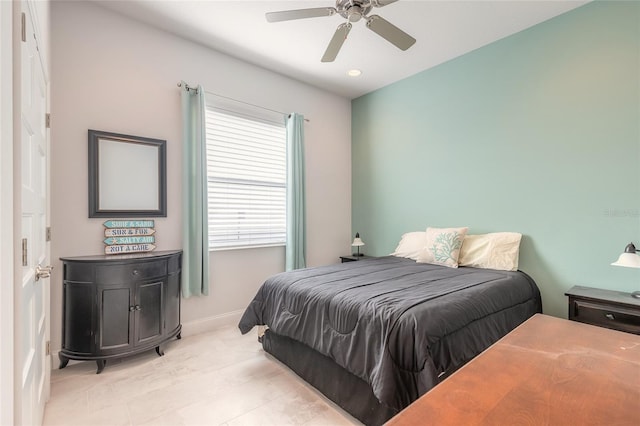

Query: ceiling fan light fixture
left=347, top=69, right=362, bottom=77
left=348, top=5, right=363, bottom=22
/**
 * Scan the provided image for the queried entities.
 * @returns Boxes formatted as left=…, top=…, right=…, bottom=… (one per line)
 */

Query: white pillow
left=391, top=231, right=427, bottom=261
left=458, top=232, right=522, bottom=271
left=417, top=227, right=468, bottom=268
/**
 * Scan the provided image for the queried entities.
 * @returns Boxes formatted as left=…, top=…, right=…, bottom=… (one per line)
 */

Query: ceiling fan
left=266, top=0, right=416, bottom=63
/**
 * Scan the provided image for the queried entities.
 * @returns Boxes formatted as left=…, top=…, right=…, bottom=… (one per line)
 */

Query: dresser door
left=135, top=281, right=164, bottom=346
left=98, top=285, right=134, bottom=353
left=62, top=282, right=94, bottom=354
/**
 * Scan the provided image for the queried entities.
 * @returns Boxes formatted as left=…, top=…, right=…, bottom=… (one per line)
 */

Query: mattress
left=239, top=256, right=542, bottom=412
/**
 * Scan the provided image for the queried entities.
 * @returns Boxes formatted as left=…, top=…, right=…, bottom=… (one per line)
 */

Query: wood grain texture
left=386, top=314, right=640, bottom=426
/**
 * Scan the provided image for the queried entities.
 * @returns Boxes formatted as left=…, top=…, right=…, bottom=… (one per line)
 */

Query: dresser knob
left=132, top=269, right=139, bottom=275
left=604, top=313, right=615, bottom=320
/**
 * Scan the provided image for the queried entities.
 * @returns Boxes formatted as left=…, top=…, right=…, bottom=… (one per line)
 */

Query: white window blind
left=205, top=104, right=286, bottom=249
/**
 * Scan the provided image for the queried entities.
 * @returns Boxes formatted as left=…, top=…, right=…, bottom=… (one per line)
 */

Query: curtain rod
left=177, top=82, right=310, bottom=122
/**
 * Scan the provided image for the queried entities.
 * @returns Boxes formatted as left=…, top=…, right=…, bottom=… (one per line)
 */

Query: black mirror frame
left=88, top=129, right=167, bottom=218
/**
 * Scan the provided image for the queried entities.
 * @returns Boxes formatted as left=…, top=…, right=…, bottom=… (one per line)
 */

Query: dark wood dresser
left=565, top=285, right=640, bottom=335
left=59, top=250, right=182, bottom=373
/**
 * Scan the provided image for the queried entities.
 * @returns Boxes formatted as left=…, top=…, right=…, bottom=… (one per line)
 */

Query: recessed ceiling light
left=347, top=69, right=362, bottom=77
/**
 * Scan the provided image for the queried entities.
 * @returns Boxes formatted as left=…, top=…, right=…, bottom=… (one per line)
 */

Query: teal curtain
left=181, top=82, right=209, bottom=297
left=285, top=113, right=306, bottom=271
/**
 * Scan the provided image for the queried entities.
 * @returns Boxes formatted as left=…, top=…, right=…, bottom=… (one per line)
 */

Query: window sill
left=209, top=243, right=285, bottom=253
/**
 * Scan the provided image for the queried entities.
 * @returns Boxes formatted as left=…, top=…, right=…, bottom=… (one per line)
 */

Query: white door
left=0, top=0, right=15, bottom=423
left=18, top=1, right=50, bottom=424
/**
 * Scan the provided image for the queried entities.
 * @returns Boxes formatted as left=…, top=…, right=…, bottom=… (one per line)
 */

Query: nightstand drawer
left=572, top=300, right=640, bottom=334
left=566, top=285, right=640, bottom=335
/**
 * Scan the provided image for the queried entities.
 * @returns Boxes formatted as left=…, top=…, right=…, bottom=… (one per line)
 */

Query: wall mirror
left=88, top=129, right=167, bottom=218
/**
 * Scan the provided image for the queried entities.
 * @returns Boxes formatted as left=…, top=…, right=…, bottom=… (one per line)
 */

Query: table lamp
left=352, top=233, right=365, bottom=257
left=611, top=242, right=640, bottom=298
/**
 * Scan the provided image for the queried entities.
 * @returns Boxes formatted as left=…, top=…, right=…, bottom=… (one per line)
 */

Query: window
left=205, top=101, right=286, bottom=249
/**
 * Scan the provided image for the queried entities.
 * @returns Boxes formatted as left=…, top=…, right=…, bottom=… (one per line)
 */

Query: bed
left=238, top=255, right=542, bottom=425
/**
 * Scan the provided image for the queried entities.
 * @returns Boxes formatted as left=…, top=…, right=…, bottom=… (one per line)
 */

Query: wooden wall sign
left=105, top=228, right=155, bottom=237
left=103, top=220, right=156, bottom=255
left=104, top=220, right=155, bottom=228
left=105, top=244, right=156, bottom=255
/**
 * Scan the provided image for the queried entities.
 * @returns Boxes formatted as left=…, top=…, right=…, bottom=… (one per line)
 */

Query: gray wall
left=50, top=1, right=352, bottom=355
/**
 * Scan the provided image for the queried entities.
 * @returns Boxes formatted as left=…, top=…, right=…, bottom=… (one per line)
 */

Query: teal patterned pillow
left=417, top=227, right=469, bottom=268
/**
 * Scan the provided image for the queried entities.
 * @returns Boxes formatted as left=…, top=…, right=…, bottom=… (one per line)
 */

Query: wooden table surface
left=386, top=314, right=640, bottom=426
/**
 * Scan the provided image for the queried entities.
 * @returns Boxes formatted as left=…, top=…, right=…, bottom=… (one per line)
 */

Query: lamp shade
left=612, top=253, right=640, bottom=268
left=611, top=243, right=640, bottom=268
left=351, top=232, right=365, bottom=247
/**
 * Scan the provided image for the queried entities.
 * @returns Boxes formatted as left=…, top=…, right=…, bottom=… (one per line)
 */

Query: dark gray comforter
left=239, top=256, right=541, bottom=410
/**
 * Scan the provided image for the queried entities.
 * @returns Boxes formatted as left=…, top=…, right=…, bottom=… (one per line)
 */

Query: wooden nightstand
left=565, top=285, right=640, bottom=335
left=340, top=255, right=373, bottom=263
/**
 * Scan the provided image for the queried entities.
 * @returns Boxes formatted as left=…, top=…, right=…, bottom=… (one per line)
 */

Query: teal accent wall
left=352, top=1, right=640, bottom=318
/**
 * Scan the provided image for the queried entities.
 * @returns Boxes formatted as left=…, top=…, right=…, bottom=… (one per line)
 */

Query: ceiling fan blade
left=371, top=0, right=399, bottom=7
left=266, top=7, right=336, bottom=23
left=366, top=14, right=416, bottom=51
left=321, top=23, right=352, bottom=63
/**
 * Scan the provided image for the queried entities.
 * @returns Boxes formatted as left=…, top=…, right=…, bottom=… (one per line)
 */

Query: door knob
left=35, top=264, right=54, bottom=281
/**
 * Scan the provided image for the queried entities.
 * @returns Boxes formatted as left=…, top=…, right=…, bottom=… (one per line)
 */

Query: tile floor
left=43, top=325, right=361, bottom=426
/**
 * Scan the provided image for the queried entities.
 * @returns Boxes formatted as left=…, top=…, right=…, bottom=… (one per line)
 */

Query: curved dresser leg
left=156, top=345, right=165, bottom=357
left=96, top=359, right=106, bottom=374
left=176, top=332, right=181, bottom=340
left=58, top=353, right=69, bottom=370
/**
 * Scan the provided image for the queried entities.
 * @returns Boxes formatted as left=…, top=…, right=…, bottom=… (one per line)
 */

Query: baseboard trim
left=51, top=310, right=245, bottom=370
left=180, top=309, right=244, bottom=338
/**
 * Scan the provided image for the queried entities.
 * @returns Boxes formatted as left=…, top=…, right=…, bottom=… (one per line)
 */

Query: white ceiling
left=96, top=0, right=588, bottom=99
